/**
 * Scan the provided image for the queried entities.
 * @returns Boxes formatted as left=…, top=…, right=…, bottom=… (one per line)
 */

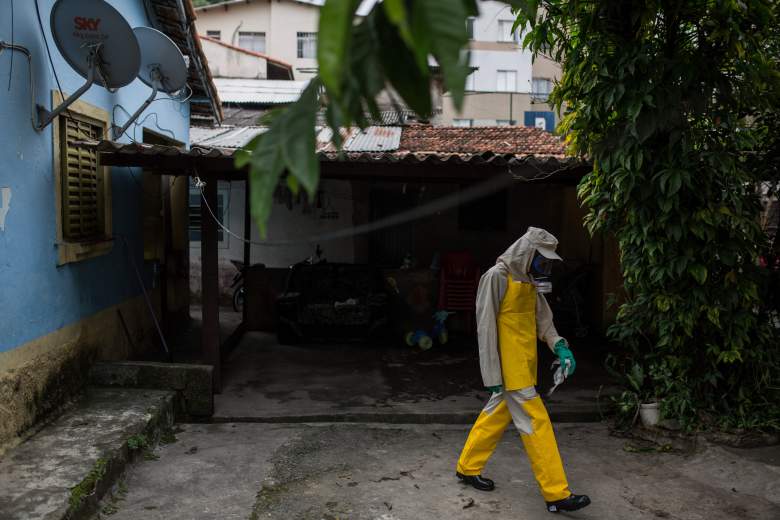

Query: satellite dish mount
left=39, top=0, right=140, bottom=132
left=36, top=42, right=103, bottom=130
left=112, top=64, right=164, bottom=139
left=112, top=27, right=188, bottom=139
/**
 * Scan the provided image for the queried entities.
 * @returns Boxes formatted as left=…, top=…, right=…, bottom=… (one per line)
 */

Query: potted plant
left=610, top=362, right=660, bottom=429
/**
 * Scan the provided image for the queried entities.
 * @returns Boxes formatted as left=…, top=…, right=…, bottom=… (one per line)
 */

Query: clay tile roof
left=399, top=126, right=566, bottom=157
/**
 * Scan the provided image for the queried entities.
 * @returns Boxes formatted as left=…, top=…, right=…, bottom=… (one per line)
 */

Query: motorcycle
left=229, top=259, right=246, bottom=312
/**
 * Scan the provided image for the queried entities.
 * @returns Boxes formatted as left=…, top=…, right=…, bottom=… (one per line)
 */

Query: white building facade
left=442, top=1, right=562, bottom=130
left=195, top=0, right=560, bottom=129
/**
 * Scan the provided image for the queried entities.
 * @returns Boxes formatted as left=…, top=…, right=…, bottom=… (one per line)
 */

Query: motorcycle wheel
left=233, top=286, right=245, bottom=313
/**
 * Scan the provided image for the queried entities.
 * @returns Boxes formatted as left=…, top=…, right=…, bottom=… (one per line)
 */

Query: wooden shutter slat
left=61, top=113, right=104, bottom=242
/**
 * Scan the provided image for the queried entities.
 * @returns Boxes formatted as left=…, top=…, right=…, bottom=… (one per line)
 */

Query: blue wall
left=0, top=0, right=191, bottom=351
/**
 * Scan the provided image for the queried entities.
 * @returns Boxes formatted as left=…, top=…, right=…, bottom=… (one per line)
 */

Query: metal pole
left=243, top=179, right=251, bottom=324
left=36, top=50, right=98, bottom=131
left=201, top=177, right=221, bottom=391
left=113, top=80, right=159, bottom=139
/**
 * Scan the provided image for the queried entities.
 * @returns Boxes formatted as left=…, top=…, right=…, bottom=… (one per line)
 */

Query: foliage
left=238, top=0, right=477, bottom=237
left=514, top=0, right=780, bottom=431
left=126, top=433, right=149, bottom=451
left=69, top=457, right=108, bottom=509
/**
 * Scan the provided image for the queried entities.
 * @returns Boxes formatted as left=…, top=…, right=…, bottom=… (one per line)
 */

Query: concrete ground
left=100, top=421, right=779, bottom=520
left=0, top=388, right=175, bottom=520
left=212, top=331, right=616, bottom=423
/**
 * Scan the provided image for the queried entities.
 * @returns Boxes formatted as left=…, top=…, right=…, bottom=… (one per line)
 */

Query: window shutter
left=61, top=115, right=103, bottom=242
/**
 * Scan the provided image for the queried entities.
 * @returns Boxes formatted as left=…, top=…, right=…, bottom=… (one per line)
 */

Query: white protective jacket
left=476, top=227, right=566, bottom=388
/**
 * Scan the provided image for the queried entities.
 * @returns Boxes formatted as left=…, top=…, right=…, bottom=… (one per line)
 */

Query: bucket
left=639, top=402, right=661, bottom=428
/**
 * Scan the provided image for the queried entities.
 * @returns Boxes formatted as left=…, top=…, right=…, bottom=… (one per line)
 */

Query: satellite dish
left=113, top=27, right=189, bottom=139
left=134, top=27, right=188, bottom=93
left=36, top=0, right=141, bottom=130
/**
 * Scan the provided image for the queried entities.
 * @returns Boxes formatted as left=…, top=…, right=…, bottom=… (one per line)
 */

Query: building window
left=496, top=119, right=516, bottom=126
left=496, top=70, right=517, bottom=92
left=206, top=30, right=221, bottom=40
left=466, top=17, right=476, bottom=40
left=52, top=92, right=113, bottom=265
left=465, top=71, right=476, bottom=91
left=189, top=187, right=228, bottom=245
left=453, top=119, right=473, bottom=127
left=532, top=78, right=553, bottom=101
left=497, top=20, right=518, bottom=42
left=238, top=31, right=266, bottom=53
left=297, top=32, right=317, bottom=58
left=459, top=189, right=508, bottom=231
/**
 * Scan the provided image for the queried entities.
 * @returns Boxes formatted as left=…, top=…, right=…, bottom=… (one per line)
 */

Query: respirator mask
left=531, top=252, right=554, bottom=294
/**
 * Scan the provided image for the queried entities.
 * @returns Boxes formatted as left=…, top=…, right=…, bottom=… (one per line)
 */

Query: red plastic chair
left=438, top=251, right=480, bottom=334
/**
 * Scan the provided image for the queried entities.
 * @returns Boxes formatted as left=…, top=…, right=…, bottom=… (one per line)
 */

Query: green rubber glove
left=486, top=385, right=503, bottom=394
left=554, top=339, right=576, bottom=377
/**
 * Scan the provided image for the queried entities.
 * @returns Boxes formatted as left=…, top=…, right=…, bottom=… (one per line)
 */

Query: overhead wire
left=7, top=0, right=13, bottom=92
left=192, top=170, right=520, bottom=247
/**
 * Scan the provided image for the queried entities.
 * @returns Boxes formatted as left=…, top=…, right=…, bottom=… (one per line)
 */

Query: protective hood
left=497, top=227, right=562, bottom=280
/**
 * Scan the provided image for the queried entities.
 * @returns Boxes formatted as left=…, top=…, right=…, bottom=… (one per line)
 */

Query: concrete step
left=0, top=388, right=176, bottom=520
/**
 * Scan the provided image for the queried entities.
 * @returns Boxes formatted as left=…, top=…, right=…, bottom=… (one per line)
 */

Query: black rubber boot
left=456, top=472, right=495, bottom=491
left=546, top=494, right=591, bottom=513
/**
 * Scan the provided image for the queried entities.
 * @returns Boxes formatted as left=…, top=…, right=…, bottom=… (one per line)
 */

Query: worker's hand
left=554, top=339, right=576, bottom=376
left=486, top=385, right=503, bottom=394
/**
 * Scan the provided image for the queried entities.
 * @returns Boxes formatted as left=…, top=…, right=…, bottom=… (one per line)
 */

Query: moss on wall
left=0, top=295, right=157, bottom=454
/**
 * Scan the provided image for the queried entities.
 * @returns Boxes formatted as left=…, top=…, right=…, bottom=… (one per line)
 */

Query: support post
left=201, top=176, right=221, bottom=391
left=243, top=179, right=251, bottom=324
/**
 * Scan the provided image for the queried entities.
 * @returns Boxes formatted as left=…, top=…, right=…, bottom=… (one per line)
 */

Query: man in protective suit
left=456, top=227, right=591, bottom=513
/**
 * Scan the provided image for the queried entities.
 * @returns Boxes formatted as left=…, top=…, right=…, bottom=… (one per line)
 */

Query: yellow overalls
left=456, top=276, right=570, bottom=502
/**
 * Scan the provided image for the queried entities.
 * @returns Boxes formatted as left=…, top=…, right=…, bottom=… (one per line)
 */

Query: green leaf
left=317, top=0, right=361, bottom=97
left=247, top=132, right=285, bottom=238
left=279, top=81, right=321, bottom=195
left=376, top=9, right=432, bottom=116
left=689, top=264, right=708, bottom=285
left=411, top=0, right=471, bottom=111
left=382, top=0, right=414, bottom=48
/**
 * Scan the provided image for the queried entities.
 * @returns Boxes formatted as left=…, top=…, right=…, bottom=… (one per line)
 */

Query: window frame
left=453, top=118, right=474, bottom=127
left=52, top=91, right=113, bottom=266
left=466, top=17, right=476, bottom=40
left=206, top=30, right=221, bottom=40
left=237, top=31, right=266, bottom=53
left=465, top=71, right=476, bottom=91
left=296, top=32, right=317, bottom=59
left=497, top=20, right=518, bottom=43
left=496, top=69, right=517, bottom=92
left=188, top=184, right=230, bottom=248
left=532, top=77, right=553, bottom=101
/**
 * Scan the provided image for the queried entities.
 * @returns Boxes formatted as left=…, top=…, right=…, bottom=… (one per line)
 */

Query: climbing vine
left=515, top=1, right=780, bottom=430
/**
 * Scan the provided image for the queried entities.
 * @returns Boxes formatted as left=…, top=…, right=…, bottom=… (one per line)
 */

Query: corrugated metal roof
left=189, top=124, right=569, bottom=157
left=343, top=126, right=402, bottom=152
left=191, top=126, right=267, bottom=148
left=214, top=78, right=310, bottom=105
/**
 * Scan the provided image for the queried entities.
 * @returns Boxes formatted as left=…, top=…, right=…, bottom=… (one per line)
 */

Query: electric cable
left=34, top=0, right=65, bottom=102
left=7, top=0, right=13, bottom=92
left=116, top=234, right=170, bottom=359
left=192, top=171, right=517, bottom=247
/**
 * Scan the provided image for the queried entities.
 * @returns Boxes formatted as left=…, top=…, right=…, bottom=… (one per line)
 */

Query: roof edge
left=199, top=35, right=295, bottom=74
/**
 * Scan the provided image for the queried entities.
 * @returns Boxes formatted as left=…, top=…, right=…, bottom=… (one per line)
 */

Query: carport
left=79, top=125, right=615, bottom=395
